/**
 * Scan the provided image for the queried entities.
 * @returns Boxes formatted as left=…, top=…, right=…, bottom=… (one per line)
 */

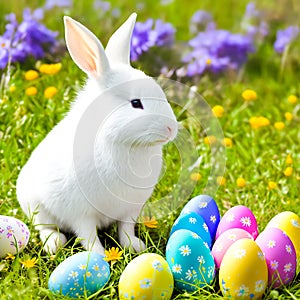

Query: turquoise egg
left=180, top=195, right=220, bottom=240
left=166, top=229, right=215, bottom=292
left=48, top=251, right=110, bottom=298
left=170, top=212, right=212, bottom=248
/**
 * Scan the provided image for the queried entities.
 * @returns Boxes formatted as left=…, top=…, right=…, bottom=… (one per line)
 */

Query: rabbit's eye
left=131, top=99, right=144, bottom=110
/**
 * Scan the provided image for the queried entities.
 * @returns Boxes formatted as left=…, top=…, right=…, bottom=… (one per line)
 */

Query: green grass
left=1, top=0, right=300, bottom=299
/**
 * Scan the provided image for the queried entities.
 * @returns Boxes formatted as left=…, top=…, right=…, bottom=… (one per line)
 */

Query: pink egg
left=256, top=227, right=296, bottom=288
left=216, top=205, right=258, bottom=240
left=212, top=228, right=253, bottom=268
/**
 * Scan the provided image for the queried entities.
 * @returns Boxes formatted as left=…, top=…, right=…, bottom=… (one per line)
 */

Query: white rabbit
left=16, top=13, right=178, bottom=255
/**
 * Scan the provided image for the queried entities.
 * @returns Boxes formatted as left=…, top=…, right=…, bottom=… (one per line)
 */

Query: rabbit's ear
left=105, top=13, right=137, bottom=65
left=64, top=16, right=110, bottom=79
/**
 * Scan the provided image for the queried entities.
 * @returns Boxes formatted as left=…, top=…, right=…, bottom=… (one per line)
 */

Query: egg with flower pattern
left=170, top=212, right=212, bottom=248
left=219, top=238, right=268, bottom=299
left=266, top=211, right=300, bottom=273
left=119, top=253, right=173, bottom=300
left=166, top=229, right=215, bottom=292
left=216, top=205, right=258, bottom=240
left=0, top=215, right=30, bottom=258
left=180, top=195, right=220, bottom=240
left=256, top=227, right=296, bottom=288
left=48, top=251, right=110, bottom=298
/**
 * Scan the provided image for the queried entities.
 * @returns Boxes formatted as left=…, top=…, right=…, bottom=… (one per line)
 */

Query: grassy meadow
left=0, top=0, right=300, bottom=299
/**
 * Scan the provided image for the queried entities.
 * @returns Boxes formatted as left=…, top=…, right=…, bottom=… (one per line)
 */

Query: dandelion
left=242, top=89, right=257, bottom=101
left=44, top=86, right=58, bottom=98
left=5, top=253, right=15, bottom=260
left=212, top=105, right=225, bottom=117
left=284, top=167, right=293, bottom=177
left=104, top=247, right=123, bottom=262
left=204, top=135, right=217, bottom=145
left=143, top=216, right=158, bottom=228
left=9, top=85, right=16, bottom=92
left=249, top=116, right=270, bottom=129
left=222, top=137, right=233, bottom=148
left=24, top=70, right=39, bottom=81
left=285, top=112, right=293, bottom=121
left=286, top=154, right=293, bottom=164
left=25, top=86, right=37, bottom=96
left=274, top=122, right=285, bottom=130
left=217, top=176, right=226, bottom=186
left=20, top=257, right=38, bottom=268
left=39, top=62, right=62, bottom=75
left=287, top=94, right=297, bottom=104
left=190, top=172, right=201, bottom=181
left=268, top=181, right=277, bottom=190
left=236, top=177, right=246, bottom=188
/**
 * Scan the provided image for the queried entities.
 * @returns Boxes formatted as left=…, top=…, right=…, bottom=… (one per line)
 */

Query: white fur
left=16, top=13, right=178, bottom=255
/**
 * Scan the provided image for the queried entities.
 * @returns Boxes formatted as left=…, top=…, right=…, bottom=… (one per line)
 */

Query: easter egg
left=166, top=229, right=215, bottom=292
left=0, top=215, right=30, bottom=258
left=216, top=205, right=258, bottom=240
left=212, top=228, right=253, bottom=268
left=180, top=195, right=220, bottom=240
left=219, top=239, right=268, bottom=299
left=256, top=227, right=296, bottom=288
left=119, top=253, right=173, bottom=300
left=170, top=212, right=212, bottom=248
left=266, top=211, right=300, bottom=273
left=48, top=251, right=110, bottom=298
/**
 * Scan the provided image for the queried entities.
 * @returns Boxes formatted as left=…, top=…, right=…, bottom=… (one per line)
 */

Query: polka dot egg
left=166, top=229, right=215, bottom=292
left=119, top=253, right=173, bottom=300
left=0, top=215, right=30, bottom=258
left=48, top=251, right=110, bottom=298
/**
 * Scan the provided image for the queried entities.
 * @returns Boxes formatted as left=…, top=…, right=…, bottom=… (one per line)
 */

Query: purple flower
left=44, top=0, right=73, bottom=10
left=0, top=8, right=58, bottom=69
left=274, top=26, right=300, bottom=53
left=94, top=0, right=111, bottom=12
left=190, top=10, right=215, bottom=34
left=130, top=19, right=175, bottom=61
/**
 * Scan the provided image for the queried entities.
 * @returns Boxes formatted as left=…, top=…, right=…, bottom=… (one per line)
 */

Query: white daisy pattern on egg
left=291, top=219, right=300, bottom=228
left=284, top=263, right=292, bottom=273
left=236, top=284, right=249, bottom=297
left=240, top=216, right=251, bottom=227
left=267, top=240, right=276, bottom=248
left=197, top=256, right=205, bottom=264
left=78, top=264, right=86, bottom=270
left=255, top=280, right=265, bottom=292
left=140, top=278, right=151, bottom=289
left=189, top=217, right=197, bottom=224
left=179, top=245, right=191, bottom=256
left=215, top=244, right=223, bottom=252
left=172, top=264, right=182, bottom=274
left=152, top=260, right=163, bottom=271
left=69, top=271, right=78, bottom=279
left=226, top=213, right=235, bottom=222
left=286, top=244, right=293, bottom=254
left=203, top=223, right=209, bottom=232
left=191, top=232, right=200, bottom=239
left=210, top=215, right=216, bottom=223
left=270, top=260, right=279, bottom=270
left=234, top=248, right=246, bottom=259
left=199, top=202, right=208, bottom=208
left=258, top=251, right=264, bottom=260
left=228, top=234, right=236, bottom=241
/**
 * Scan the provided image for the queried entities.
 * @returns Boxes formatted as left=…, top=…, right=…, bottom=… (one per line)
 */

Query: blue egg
left=180, top=195, right=220, bottom=240
left=48, top=251, right=110, bottom=298
left=170, top=212, right=212, bottom=248
left=166, top=229, right=215, bottom=292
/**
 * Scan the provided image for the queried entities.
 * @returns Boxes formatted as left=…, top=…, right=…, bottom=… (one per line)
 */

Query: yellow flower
left=5, top=253, right=15, bottom=260
left=39, top=63, right=62, bottom=75
left=190, top=172, right=202, bottom=181
left=249, top=116, right=270, bottom=129
left=212, top=105, right=225, bottom=118
left=9, top=85, right=16, bottom=92
left=44, top=86, right=58, bottom=99
left=24, top=70, right=39, bottom=81
left=217, top=176, right=226, bottom=186
left=242, top=89, right=257, bottom=101
left=20, top=257, right=38, bottom=268
left=284, top=112, right=293, bottom=121
left=222, top=137, right=233, bottom=148
left=25, top=86, right=37, bottom=96
left=104, top=247, right=123, bottom=262
left=204, top=135, right=217, bottom=145
left=268, top=181, right=277, bottom=190
left=287, top=94, right=297, bottom=104
left=274, top=121, right=285, bottom=130
left=283, top=167, right=293, bottom=177
left=236, top=177, right=246, bottom=188
left=143, top=216, right=158, bottom=228
left=286, top=154, right=293, bottom=164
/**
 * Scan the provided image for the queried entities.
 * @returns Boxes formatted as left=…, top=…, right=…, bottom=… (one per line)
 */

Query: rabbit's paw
left=40, top=229, right=67, bottom=254
left=120, top=235, right=146, bottom=253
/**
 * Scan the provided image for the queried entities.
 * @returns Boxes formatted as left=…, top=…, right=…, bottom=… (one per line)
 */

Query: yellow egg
left=119, top=253, right=173, bottom=300
left=219, top=239, right=268, bottom=299
left=266, top=211, right=300, bottom=273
